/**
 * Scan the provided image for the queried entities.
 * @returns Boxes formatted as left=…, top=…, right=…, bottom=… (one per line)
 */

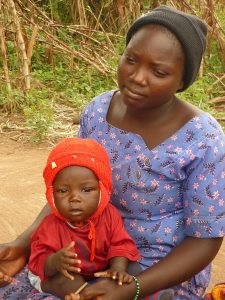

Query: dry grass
left=0, top=103, right=79, bottom=144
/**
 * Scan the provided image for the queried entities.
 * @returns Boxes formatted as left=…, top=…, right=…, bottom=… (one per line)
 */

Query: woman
left=0, top=5, right=224, bottom=300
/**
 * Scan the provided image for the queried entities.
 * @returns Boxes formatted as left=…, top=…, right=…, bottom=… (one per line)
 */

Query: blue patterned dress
left=0, top=90, right=225, bottom=300
left=78, top=90, right=225, bottom=299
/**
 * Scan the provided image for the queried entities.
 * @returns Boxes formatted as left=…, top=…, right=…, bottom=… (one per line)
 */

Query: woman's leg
left=0, top=266, right=60, bottom=300
left=145, top=290, right=174, bottom=299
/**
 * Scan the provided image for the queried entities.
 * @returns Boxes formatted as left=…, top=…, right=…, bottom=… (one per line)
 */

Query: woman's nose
left=130, top=66, right=148, bottom=86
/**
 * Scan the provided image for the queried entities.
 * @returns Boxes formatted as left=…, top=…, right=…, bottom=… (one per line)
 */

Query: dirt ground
left=0, top=134, right=224, bottom=292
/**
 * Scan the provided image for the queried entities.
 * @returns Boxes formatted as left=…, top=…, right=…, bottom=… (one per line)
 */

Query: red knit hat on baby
left=43, top=138, right=112, bottom=261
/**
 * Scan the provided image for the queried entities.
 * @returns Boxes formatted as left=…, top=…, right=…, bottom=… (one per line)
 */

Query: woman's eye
left=125, top=56, right=135, bottom=64
left=154, top=70, right=167, bottom=77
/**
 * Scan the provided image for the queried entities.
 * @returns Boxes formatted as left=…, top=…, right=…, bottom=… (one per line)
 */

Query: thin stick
left=74, top=282, right=88, bottom=295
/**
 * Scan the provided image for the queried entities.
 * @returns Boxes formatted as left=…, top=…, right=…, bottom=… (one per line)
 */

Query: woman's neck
left=125, top=96, right=179, bottom=126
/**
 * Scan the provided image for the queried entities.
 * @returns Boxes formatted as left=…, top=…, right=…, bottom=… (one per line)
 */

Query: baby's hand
left=94, top=269, right=133, bottom=285
left=65, top=282, right=88, bottom=300
left=53, top=241, right=81, bottom=280
left=65, top=293, right=77, bottom=300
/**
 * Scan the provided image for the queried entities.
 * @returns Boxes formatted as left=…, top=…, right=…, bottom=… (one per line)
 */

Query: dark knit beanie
left=43, top=138, right=112, bottom=261
left=126, top=5, right=208, bottom=92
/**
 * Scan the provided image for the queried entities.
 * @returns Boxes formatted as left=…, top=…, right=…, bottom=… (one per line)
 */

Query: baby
left=28, top=138, right=141, bottom=299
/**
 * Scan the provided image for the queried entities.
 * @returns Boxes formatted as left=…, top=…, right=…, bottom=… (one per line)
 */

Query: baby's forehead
left=54, top=165, right=99, bottom=181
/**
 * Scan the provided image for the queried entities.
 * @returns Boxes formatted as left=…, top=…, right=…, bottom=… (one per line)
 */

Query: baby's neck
left=66, top=221, right=88, bottom=229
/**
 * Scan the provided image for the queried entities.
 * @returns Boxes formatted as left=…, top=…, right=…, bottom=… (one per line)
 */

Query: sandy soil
left=0, top=135, right=224, bottom=291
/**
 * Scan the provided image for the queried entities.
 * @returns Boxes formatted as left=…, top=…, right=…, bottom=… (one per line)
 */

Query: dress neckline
left=103, top=90, right=210, bottom=152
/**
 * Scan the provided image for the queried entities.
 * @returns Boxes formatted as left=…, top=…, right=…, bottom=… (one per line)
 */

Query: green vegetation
left=0, top=1, right=224, bottom=141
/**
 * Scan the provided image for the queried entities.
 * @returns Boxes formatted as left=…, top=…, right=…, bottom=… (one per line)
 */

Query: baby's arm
left=94, top=257, right=132, bottom=285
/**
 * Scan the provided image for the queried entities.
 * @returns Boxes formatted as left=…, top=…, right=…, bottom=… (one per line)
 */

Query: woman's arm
left=0, top=203, right=51, bottom=285
left=16, top=203, right=51, bottom=256
left=74, top=236, right=223, bottom=300
left=137, top=236, right=223, bottom=297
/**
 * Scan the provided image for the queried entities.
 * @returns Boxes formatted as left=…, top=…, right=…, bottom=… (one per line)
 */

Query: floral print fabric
left=78, top=90, right=225, bottom=299
left=0, top=266, right=59, bottom=299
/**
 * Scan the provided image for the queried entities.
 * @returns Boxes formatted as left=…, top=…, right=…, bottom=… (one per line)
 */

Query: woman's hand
left=65, top=278, right=136, bottom=300
left=0, top=204, right=51, bottom=287
left=0, top=242, right=27, bottom=287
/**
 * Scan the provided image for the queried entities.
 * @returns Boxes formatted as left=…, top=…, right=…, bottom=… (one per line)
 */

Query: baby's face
left=53, top=166, right=100, bottom=225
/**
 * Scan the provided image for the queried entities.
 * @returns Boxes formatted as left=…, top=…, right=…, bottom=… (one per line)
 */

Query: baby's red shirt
left=28, top=203, right=140, bottom=281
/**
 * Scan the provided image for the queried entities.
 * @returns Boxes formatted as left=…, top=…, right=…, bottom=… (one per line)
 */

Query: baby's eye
left=82, top=187, right=94, bottom=193
left=55, top=188, right=68, bottom=193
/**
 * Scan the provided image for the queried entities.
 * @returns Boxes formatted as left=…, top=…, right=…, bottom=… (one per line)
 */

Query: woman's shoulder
left=175, top=100, right=224, bottom=141
left=174, top=113, right=224, bottom=152
left=178, top=99, right=223, bottom=135
left=84, top=90, right=115, bottom=110
left=201, top=113, right=224, bottom=133
left=190, top=112, right=224, bottom=138
left=80, top=90, right=116, bottom=128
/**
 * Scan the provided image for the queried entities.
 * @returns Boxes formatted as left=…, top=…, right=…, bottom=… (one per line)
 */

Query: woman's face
left=53, top=166, right=100, bottom=225
left=117, top=25, right=185, bottom=111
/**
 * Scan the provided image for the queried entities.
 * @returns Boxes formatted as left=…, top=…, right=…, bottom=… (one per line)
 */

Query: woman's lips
left=125, top=87, right=144, bottom=100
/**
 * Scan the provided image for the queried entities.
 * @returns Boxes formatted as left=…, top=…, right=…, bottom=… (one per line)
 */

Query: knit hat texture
left=43, top=138, right=112, bottom=261
left=126, top=5, right=208, bottom=92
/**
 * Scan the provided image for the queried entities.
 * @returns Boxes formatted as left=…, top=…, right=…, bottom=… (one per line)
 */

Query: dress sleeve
left=106, top=205, right=141, bottom=261
left=28, top=216, right=59, bottom=281
left=183, top=133, right=225, bottom=238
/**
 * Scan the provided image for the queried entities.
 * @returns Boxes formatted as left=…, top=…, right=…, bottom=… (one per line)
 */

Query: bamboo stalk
left=9, top=0, right=30, bottom=91
left=0, top=0, right=12, bottom=91
left=27, top=24, right=38, bottom=69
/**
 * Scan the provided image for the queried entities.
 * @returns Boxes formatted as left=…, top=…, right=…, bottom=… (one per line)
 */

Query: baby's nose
left=69, top=191, right=81, bottom=202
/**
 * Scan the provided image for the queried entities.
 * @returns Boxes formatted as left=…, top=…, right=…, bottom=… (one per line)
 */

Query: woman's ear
left=177, top=79, right=184, bottom=92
